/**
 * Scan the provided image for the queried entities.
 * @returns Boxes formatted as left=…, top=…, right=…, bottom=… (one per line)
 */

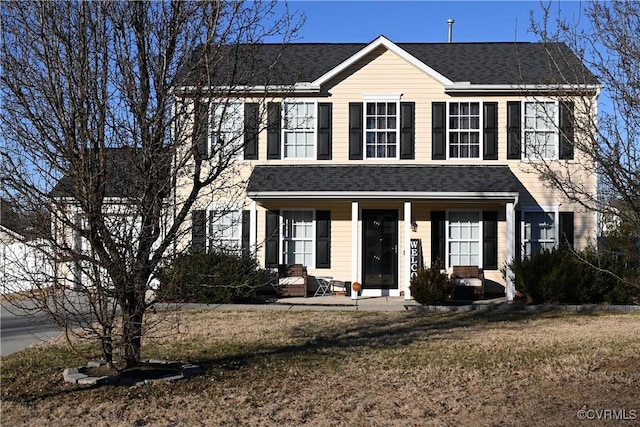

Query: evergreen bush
left=410, top=260, right=457, bottom=305
left=156, top=251, right=272, bottom=303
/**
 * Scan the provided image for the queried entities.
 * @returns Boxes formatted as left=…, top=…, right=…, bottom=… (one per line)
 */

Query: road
left=1, top=301, right=63, bottom=357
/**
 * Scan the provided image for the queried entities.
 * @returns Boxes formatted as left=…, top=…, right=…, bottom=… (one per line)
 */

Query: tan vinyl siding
left=172, top=43, right=599, bottom=296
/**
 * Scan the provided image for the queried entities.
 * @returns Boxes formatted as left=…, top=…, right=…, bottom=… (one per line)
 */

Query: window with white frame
left=523, top=210, right=557, bottom=256
left=365, top=101, right=398, bottom=159
left=523, top=101, right=558, bottom=160
left=283, top=101, right=315, bottom=159
left=210, top=101, right=244, bottom=159
left=281, top=210, right=314, bottom=267
left=447, top=211, right=481, bottom=268
left=448, top=101, right=481, bottom=159
left=208, top=208, right=241, bottom=253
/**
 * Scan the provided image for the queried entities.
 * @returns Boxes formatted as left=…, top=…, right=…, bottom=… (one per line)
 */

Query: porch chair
left=451, top=265, right=485, bottom=299
left=277, top=264, right=309, bottom=297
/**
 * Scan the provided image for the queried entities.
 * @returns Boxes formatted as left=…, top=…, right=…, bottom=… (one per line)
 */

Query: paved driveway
left=1, top=301, right=62, bottom=357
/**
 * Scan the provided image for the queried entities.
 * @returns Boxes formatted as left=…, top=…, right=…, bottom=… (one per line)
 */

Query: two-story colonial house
left=175, top=35, right=600, bottom=301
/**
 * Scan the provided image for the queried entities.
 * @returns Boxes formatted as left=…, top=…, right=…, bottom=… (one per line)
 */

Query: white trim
left=445, top=209, right=483, bottom=271
left=404, top=201, right=412, bottom=300
left=351, top=202, right=359, bottom=299
left=520, top=205, right=560, bottom=257
left=444, top=83, right=602, bottom=94
left=280, top=208, right=316, bottom=269
left=248, top=191, right=520, bottom=202
left=249, top=201, right=257, bottom=256
left=206, top=202, right=243, bottom=253
left=505, top=202, right=516, bottom=301
left=312, top=35, right=454, bottom=87
left=281, top=99, right=318, bottom=160
left=363, top=97, right=401, bottom=160
left=521, top=99, right=560, bottom=161
left=209, top=100, right=244, bottom=159
left=446, top=99, right=483, bottom=160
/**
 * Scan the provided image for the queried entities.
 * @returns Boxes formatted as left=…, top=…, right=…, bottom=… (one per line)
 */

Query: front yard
left=2, top=309, right=639, bottom=426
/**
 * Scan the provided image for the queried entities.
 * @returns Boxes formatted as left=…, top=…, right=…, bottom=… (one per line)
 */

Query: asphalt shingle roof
left=177, top=39, right=598, bottom=87
left=247, top=165, right=522, bottom=196
left=50, top=148, right=170, bottom=199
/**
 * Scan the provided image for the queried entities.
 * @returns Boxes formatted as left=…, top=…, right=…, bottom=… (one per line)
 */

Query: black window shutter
left=267, top=102, right=281, bottom=159
left=431, top=211, right=446, bottom=264
left=244, top=103, right=259, bottom=160
left=191, top=210, right=206, bottom=252
left=483, top=211, right=498, bottom=270
left=400, top=102, right=415, bottom=159
left=194, top=99, right=210, bottom=159
left=559, top=101, right=575, bottom=160
left=483, top=102, right=498, bottom=160
left=241, top=210, right=251, bottom=258
left=315, top=210, right=331, bottom=268
left=349, top=102, right=363, bottom=160
left=265, top=210, right=280, bottom=267
left=432, top=102, right=446, bottom=160
left=507, top=101, right=521, bottom=160
left=559, top=212, right=575, bottom=248
left=317, top=103, right=332, bottom=160
left=515, top=209, right=522, bottom=260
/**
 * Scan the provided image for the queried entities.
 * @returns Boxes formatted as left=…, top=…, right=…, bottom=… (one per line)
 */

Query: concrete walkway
left=274, top=295, right=419, bottom=311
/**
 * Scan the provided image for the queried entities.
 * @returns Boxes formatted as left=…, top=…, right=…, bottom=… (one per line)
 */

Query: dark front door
left=362, top=209, right=398, bottom=290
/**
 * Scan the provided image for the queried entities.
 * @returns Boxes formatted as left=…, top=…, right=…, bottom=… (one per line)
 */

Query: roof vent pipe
left=447, top=18, right=454, bottom=43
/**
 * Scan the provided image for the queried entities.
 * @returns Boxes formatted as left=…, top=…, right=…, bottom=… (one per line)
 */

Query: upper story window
left=210, top=101, right=244, bottom=159
left=523, top=101, right=558, bottom=160
left=448, top=101, right=481, bottom=159
left=283, top=101, right=316, bottom=159
left=365, top=101, right=398, bottom=159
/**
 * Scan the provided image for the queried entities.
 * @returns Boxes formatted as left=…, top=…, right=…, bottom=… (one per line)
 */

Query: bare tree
left=526, top=1, right=640, bottom=239
left=1, top=0, right=302, bottom=368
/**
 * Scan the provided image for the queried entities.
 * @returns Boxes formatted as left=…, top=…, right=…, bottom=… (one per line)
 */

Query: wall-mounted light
left=411, top=221, right=418, bottom=232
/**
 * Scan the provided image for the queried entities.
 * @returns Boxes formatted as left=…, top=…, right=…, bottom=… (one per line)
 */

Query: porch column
left=249, top=200, right=257, bottom=256
left=404, top=201, right=412, bottom=300
left=505, top=202, right=516, bottom=301
left=351, top=201, right=359, bottom=300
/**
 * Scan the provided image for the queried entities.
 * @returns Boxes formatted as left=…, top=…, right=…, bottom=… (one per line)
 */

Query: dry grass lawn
left=2, top=309, right=640, bottom=426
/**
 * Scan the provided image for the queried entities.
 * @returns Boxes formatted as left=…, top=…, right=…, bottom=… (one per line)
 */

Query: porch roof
left=247, top=165, right=522, bottom=202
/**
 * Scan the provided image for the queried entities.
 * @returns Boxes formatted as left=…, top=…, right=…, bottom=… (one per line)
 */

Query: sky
left=271, top=0, right=586, bottom=44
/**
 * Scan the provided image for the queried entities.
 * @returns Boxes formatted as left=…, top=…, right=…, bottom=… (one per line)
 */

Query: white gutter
left=444, top=83, right=602, bottom=94
left=248, top=191, right=520, bottom=201
left=173, top=83, right=320, bottom=95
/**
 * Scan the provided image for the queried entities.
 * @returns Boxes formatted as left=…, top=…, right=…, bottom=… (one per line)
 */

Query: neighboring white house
left=0, top=198, right=51, bottom=294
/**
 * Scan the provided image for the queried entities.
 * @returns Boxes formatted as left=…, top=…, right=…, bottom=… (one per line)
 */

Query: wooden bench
left=452, top=265, right=484, bottom=299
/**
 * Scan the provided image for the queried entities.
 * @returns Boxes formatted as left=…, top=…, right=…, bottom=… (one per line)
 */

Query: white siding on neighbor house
left=1, top=229, right=52, bottom=294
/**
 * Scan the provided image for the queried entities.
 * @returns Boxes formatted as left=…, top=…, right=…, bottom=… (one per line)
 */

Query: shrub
left=156, top=251, right=272, bottom=304
left=508, top=246, right=640, bottom=304
left=410, top=260, right=457, bottom=305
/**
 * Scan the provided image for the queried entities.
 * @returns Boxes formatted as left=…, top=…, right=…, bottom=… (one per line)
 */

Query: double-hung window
left=208, top=206, right=241, bottom=253
left=523, top=100, right=558, bottom=160
left=281, top=210, right=314, bottom=267
left=365, top=100, right=399, bottom=159
left=447, top=211, right=481, bottom=268
left=283, top=101, right=315, bottom=159
left=522, top=208, right=558, bottom=257
left=448, top=101, right=481, bottom=159
left=210, top=102, right=244, bottom=159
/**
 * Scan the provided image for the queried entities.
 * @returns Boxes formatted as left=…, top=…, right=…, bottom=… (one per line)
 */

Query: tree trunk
left=122, top=303, right=144, bottom=368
